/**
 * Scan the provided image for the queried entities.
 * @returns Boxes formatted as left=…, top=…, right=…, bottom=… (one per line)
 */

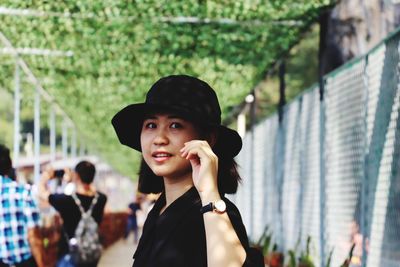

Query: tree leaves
left=0, top=0, right=333, bottom=177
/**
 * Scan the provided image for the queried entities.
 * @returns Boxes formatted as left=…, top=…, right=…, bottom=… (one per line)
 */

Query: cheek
left=140, top=132, right=149, bottom=151
left=142, top=153, right=152, bottom=168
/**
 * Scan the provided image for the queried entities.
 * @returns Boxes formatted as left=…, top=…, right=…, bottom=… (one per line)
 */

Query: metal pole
left=13, top=60, right=21, bottom=166
left=0, top=31, right=76, bottom=132
left=297, top=98, right=305, bottom=244
left=361, top=56, right=370, bottom=267
left=62, top=121, right=68, bottom=158
left=33, top=86, right=40, bottom=185
left=79, top=139, right=85, bottom=157
left=49, top=107, right=56, bottom=163
left=318, top=10, right=330, bottom=266
left=319, top=91, right=326, bottom=267
left=249, top=91, right=256, bottom=239
left=237, top=113, right=246, bottom=138
left=276, top=117, right=285, bottom=250
left=278, top=62, right=286, bottom=123
left=71, top=128, right=77, bottom=158
left=278, top=61, right=286, bottom=250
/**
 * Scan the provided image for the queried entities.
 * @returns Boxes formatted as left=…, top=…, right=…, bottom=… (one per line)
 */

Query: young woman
left=112, top=75, right=263, bottom=267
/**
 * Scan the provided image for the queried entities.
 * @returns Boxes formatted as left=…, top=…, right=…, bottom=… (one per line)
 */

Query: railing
left=233, top=28, right=400, bottom=267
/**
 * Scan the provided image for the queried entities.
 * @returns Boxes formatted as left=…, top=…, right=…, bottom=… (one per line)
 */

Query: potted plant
left=286, top=236, right=316, bottom=267
left=266, top=244, right=285, bottom=267
left=297, top=236, right=315, bottom=267
left=253, top=226, right=284, bottom=267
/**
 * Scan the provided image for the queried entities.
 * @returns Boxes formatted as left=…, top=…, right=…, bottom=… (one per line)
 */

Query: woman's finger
left=180, top=140, right=214, bottom=157
left=182, top=144, right=215, bottom=163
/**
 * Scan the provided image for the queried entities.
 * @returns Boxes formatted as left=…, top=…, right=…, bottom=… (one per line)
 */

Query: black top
left=133, top=187, right=263, bottom=267
left=49, top=192, right=107, bottom=256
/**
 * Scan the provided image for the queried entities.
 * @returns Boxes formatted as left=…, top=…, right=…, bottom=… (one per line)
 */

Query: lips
left=152, top=151, right=172, bottom=162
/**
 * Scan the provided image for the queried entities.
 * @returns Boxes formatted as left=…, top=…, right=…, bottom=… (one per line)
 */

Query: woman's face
left=140, top=113, right=201, bottom=180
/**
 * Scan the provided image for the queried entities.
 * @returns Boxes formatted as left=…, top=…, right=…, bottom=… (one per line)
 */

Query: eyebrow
left=143, top=114, right=184, bottom=120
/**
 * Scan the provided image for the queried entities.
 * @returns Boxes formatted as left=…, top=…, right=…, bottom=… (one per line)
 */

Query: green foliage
left=0, top=1, right=334, bottom=177
left=286, top=236, right=316, bottom=267
left=325, top=248, right=334, bottom=267
left=340, top=243, right=355, bottom=267
left=298, top=236, right=315, bottom=267
left=286, top=24, right=320, bottom=99
left=287, top=250, right=297, bottom=267
left=255, top=225, right=273, bottom=256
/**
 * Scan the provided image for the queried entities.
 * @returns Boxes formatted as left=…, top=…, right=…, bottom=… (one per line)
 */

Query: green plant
left=298, top=236, right=315, bottom=267
left=0, top=1, right=335, bottom=177
left=287, top=250, right=297, bottom=267
left=254, top=225, right=272, bottom=256
left=286, top=236, right=316, bottom=267
left=325, top=248, right=334, bottom=267
left=340, top=243, right=355, bottom=267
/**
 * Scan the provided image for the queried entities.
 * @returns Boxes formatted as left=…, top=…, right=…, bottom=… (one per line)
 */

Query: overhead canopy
left=0, top=1, right=333, bottom=177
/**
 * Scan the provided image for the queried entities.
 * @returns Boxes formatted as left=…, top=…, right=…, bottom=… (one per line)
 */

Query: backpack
left=67, top=192, right=102, bottom=264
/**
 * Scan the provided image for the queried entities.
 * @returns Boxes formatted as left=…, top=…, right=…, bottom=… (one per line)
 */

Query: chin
left=150, top=166, right=173, bottom=177
left=151, top=166, right=192, bottom=180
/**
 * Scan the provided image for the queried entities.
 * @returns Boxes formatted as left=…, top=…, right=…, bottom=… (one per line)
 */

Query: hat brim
left=111, top=103, right=242, bottom=157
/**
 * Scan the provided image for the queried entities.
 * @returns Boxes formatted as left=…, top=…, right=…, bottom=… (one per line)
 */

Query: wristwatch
left=200, top=199, right=226, bottom=214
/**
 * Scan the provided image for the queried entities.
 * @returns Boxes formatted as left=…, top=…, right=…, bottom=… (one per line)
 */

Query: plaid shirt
left=0, top=175, right=40, bottom=265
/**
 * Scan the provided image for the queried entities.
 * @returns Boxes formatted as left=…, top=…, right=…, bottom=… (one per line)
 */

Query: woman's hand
left=181, top=143, right=246, bottom=267
left=180, top=140, right=220, bottom=202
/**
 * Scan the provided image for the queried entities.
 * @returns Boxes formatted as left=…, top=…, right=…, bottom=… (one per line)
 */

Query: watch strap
left=200, top=202, right=214, bottom=214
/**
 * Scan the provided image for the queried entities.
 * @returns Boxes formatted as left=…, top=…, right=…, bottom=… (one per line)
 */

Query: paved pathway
left=98, top=235, right=137, bottom=267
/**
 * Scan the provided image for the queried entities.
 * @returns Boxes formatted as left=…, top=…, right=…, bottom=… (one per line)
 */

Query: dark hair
left=75, top=160, right=96, bottom=184
left=137, top=122, right=242, bottom=195
left=0, top=144, right=12, bottom=176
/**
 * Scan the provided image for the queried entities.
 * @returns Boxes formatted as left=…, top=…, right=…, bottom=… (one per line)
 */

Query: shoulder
left=49, top=193, right=72, bottom=206
left=97, top=191, right=107, bottom=199
left=96, top=191, right=107, bottom=203
left=3, top=179, right=34, bottom=196
left=1, top=176, right=18, bottom=190
left=223, top=196, right=242, bottom=219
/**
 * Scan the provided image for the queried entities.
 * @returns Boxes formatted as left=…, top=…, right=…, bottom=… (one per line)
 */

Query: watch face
left=214, top=200, right=226, bottom=213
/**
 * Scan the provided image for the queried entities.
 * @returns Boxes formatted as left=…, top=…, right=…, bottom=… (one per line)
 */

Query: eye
left=144, top=122, right=156, bottom=129
left=170, top=122, right=183, bottom=129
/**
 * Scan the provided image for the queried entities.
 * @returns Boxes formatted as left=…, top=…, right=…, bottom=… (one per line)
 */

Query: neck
left=76, top=182, right=95, bottom=196
left=163, top=175, right=193, bottom=208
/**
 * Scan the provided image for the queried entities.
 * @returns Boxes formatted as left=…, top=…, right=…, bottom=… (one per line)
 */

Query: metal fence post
left=361, top=56, right=370, bottom=267
left=34, top=86, right=41, bottom=185
left=62, top=121, right=68, bottom=158
left=71, top=128, right=77, bottom=158
left=297, top=97, right=305, bottom=245
left=49, top=107, right=56, bottom=163
left=319, top=80, right=326, bottom=267
left=249, top=91, right=256, bottom=238
left=276, top=115, right=285, bottom=249
left=13, top=60, right=21, bottom=166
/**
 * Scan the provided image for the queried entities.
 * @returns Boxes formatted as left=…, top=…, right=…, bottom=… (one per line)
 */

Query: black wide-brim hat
left=111, top=75, right=242, bottom=157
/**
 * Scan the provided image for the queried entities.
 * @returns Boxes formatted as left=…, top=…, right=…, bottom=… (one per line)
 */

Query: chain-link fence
left=232, top=29, right=400, bottom=267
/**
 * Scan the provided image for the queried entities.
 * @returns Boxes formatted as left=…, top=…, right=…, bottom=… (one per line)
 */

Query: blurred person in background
left=39, top=160, right=107, bottom=267
left=125, top=194, right=142, bottom=244
left=0, top=144, right=44, bottom=267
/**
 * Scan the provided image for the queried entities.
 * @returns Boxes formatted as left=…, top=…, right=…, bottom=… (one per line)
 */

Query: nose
left=153, top=128, right=168, bottom=146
